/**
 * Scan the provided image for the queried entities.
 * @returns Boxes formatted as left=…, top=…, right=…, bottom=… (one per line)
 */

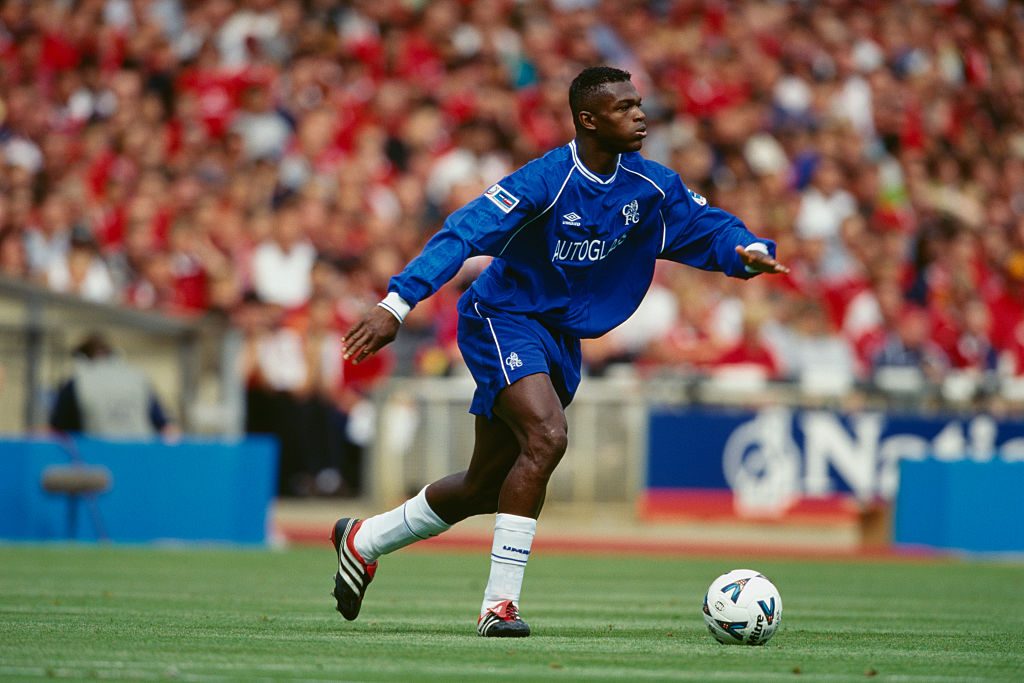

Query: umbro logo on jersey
left=484, top=183, right=520, bottom=213
left=505, top=352, right=523, bottom=370
left=622, top=200, right=640, bottom=225
left=562, top=212, right=582, bottom=227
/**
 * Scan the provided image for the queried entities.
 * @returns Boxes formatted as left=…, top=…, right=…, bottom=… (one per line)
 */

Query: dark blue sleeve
left=388, top=161, right=546, bottom=307
left=658, top=174, right=775, bottom=279
left=49, top=380, right=82, bottom=432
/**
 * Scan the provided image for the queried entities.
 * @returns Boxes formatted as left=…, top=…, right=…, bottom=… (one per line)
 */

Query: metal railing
left=0, top=275, right=238, bottom=434
left=368, top=374, right=651, bottom=507
left=365, top=369, right=1024, bottom=508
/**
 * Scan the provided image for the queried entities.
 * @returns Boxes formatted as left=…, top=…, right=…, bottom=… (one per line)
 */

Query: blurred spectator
left=844, top=261, right=907, bottom=371
left=773, top=298, right=857, bottom=395
left=991, top=253, right=1024, bottom=375
left=0, top=228, right=29, bottom=278
left=250, top=200, right=315, bottom=308
left=794, top=157, right=857, bottom=242
left=237, top=293, right=312, bottom=495
left=49, top=332, right=177, bottom=439
left=642, top=267, right=726, bottom=371
left=45, top=226, right=116, bottom=303
left=237, top=284, right=384, bottom=496
left=24, top=196, right=73, bottom=279
left=425, top=118, right=512, bottom=208
left=303, top=293, right=365, bottom=496
left=303, top=295, right=345, bottom=489
left=230, top=79, right=293, bottom=161
left=871, top=306, right=949, bottom=387
left=711, top=308, right=781, bottom=380
left=950, top=298, right=999, bottom=374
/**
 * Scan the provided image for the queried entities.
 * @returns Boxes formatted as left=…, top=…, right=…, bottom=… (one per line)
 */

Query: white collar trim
left=569, top=140, right=620, bottom=185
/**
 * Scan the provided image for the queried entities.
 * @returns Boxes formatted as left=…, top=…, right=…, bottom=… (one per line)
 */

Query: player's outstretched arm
left=734, top=245, right=790, bottom=275
left=342, top=306, right=401, bottom=364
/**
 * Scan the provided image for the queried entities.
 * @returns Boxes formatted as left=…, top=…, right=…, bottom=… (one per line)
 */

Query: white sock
left=481, top=513, right=537, bottom=615
left=353, top=486, right=451, bottom=563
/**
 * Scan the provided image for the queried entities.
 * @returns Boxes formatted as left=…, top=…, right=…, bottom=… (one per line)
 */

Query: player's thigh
left=462, top=375, right=567, bottom=490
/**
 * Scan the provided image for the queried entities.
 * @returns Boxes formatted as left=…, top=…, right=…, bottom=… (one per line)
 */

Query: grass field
left=1, top=544, right=1022, bottom=682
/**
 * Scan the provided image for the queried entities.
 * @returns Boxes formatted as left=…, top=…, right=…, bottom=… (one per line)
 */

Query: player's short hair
left=569, top=66, right=632, bottom=120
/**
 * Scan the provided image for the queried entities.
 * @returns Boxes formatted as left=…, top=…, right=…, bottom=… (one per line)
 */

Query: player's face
left=590, top=81, right=647, bottom=153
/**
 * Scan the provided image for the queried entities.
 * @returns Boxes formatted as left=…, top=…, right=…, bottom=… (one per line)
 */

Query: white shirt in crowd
left=251, top=239, right=315, bottom=308
left=795, top=186, right=857, bottom=241
left=256, top=327, right=307, bottom=392
left=47, top=256, right=116, bottom=303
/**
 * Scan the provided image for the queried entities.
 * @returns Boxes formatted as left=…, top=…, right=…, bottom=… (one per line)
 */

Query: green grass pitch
left=1, top=544, right=1022, bottom=681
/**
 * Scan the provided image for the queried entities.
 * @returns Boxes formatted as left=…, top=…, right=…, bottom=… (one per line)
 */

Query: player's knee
left=522, top=421, right=568, bottom=474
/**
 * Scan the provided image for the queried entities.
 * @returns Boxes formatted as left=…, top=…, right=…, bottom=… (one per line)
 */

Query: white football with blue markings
left=703, top=569, right=783, bottom=646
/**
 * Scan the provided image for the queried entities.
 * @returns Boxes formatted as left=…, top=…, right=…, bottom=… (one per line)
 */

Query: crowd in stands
left=2, top=0, right=1024, bottom=488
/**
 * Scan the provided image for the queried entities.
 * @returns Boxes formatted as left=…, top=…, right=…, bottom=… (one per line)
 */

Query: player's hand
left=342, top=306, right=401, bottom=364
left=735, top=245, right=790, bottom=274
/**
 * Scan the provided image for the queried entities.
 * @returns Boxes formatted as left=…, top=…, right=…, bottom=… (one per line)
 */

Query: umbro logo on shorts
left=505, top=352, right=523, bottom=370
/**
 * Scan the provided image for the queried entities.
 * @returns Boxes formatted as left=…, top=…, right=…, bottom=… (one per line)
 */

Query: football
left=702, top=569, right=783, bottom=646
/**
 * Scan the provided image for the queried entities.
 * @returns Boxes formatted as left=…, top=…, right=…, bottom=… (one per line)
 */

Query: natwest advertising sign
left=646, top=407, right=1024, bottom=517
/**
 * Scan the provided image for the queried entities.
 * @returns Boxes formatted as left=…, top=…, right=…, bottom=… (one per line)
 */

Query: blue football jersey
left=389, top=140, right=776, bottom=339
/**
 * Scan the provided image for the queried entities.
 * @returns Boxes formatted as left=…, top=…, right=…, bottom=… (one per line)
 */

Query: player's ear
left=577, top=110, right=597, bottom=131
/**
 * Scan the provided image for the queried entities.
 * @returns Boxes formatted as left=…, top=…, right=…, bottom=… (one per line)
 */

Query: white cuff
left=743, top=242, right=769, bottom=273
left=377, top=291, right=411, bottom=323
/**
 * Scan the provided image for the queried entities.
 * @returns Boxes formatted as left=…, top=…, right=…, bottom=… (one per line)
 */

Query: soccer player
left=332, top=66, right=789, bottom=637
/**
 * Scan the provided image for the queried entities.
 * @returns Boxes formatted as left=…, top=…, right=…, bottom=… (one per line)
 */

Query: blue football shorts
left=456, top=291, right=582, bottom=418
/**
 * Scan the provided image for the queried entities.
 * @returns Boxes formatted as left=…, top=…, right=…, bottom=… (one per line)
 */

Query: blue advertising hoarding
left=649, top=407, right=1024, bottom=505
left=0, top=436, right=278, bottom=544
